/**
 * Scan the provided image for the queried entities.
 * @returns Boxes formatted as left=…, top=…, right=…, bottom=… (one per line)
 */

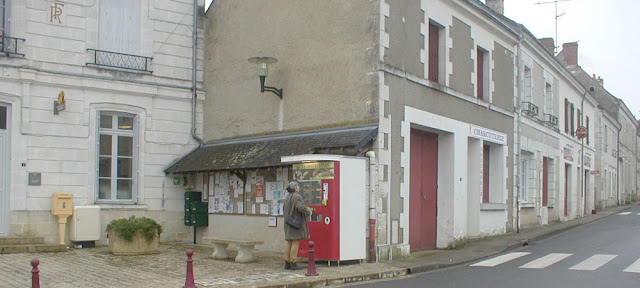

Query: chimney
left=486, top=0, right=504, bottom=15
left=592, top=74, right=604, bottom=87
left=561, top=42, right=578, bottom=66
left=538, top=38, right=555, bottom=55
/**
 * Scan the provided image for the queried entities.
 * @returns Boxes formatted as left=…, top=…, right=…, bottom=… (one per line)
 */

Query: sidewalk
left=0, top=205, right=631, bottom=288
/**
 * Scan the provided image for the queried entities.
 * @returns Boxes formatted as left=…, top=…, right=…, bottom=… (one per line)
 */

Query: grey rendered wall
left=384, top=73, right=514, bottom=243
left=449, top=17, right=474, bottom=96
left=385, top=0, right=423, bottom=78
left=203, top=0, right=379, bottom=141
left=492, top=42, right=514, bottom=111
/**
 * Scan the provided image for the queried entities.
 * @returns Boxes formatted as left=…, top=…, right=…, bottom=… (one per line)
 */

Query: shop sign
left=564, top=148, right=573, bottom=161
left=584, top=155, right=591, bottom=168
left=293, top=161, right=335, bottom=180
left=470, top=126, right=507, bottom=145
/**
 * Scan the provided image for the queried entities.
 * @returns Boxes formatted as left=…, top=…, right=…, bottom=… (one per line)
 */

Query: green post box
left=184, top=191, right=208, bottom=228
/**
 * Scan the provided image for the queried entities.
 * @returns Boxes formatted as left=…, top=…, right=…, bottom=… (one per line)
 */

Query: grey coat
left=283, top=192, right=311, bottom=240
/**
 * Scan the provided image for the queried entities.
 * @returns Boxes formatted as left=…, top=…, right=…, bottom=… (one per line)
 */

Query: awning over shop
left=164, top=123, right=378, bottom=174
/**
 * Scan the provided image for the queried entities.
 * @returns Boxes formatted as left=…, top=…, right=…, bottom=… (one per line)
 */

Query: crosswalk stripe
left=470, top=252, right=531, bottom=267
left=618, top=212, right=632, bottom=215
left=519, top=253, right=572, bottom=269
left=569, top=254, right=617, bottom=271
left=623, top=258, right=640, bottom=273
left=637, top=213, right=640, bottom=216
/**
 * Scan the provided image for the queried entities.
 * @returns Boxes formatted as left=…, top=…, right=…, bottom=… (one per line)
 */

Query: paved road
left=340, top=208, right=640, bottom=288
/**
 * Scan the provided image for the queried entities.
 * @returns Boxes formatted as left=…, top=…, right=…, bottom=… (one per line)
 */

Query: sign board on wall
left=470, top=126, right=507, bottom=145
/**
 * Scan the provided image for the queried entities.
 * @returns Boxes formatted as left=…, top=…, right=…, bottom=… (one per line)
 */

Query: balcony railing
left=1, top=36, right=26, bottom=57
left=544, top=113, right=558, bottom=126
left=87, top=48, right=153, bottom=73
left=521, top=101, right=539, bottom=116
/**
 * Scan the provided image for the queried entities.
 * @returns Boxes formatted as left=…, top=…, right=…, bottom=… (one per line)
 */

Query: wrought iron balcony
left=544, top=113, right=558, bottom=126
left=521, top=101, right=539, bottom=116
left=87, top=49, right=153, bottom=72
left=1, top=36, right=26, bottom=57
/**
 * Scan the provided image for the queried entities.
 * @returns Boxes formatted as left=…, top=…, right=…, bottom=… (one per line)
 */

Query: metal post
left=31, top=259, right=40, bottom=288
left=305, top=241, right=319, bottom=276
left=183, top=249, right=197, bottom=288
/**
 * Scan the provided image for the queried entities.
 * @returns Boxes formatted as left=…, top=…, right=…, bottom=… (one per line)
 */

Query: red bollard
left=305, top=241, right=319, bottom=276
left=31, top=259, right=40, bottom=288
left=183, top=249, right=197, bottom=288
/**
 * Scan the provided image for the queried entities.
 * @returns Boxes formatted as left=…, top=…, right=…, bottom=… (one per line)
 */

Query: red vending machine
left=281, top=155, right=367, bottom=264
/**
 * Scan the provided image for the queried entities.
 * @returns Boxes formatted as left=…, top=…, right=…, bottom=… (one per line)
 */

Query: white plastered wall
left=402, top=106, right=507, bottom=249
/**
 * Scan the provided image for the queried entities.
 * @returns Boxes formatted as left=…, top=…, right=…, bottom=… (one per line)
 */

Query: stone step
left=0, top=236, right=45, bottom=246
left=0, top=243, right=68, bottom=254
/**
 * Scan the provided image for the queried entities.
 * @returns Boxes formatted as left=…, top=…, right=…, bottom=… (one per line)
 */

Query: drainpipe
left=515, top=31, right=524, bottom=233
left=366, top=151, right=377, bottom=263
left=617, top=119, right=621, bottom=205
left=191, top=0, right=204, bottom=147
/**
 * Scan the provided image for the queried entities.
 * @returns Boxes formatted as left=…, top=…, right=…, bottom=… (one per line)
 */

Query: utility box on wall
left=69, top=206, right=101, bottom=247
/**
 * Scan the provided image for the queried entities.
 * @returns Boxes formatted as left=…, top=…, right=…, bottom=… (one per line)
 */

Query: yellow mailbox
left=52, top=193, right=73, bottom=245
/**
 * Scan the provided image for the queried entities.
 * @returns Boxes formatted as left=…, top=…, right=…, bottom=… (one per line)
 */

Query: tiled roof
left=164, top=123, right=378, bottom=173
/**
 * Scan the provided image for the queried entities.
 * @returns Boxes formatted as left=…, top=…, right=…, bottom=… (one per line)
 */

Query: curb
left=256, top=205, right=632, bottom=288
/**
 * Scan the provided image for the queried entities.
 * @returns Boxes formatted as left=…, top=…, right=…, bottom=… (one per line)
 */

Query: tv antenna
left=535, top=0, right=571, bottom=54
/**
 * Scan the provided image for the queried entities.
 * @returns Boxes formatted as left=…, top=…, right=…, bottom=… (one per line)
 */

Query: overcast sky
left=502, top=0, right=640, bottom=119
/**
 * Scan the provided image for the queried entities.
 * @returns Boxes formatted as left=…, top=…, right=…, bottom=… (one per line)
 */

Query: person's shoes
left=284, top=261, right=291, bottom=270
left=289, top=262, right=303, bottom=270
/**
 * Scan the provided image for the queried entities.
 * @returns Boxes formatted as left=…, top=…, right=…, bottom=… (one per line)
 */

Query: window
left=97, top=112, right=137, bottom=203
left=0, top=106, right=6, bottom=130
left=586, top=116, right=590, bottom=145
left=483, top=145, right=490, bottom=203
left=564, top=99, right=569, bottom=133
left=520, top=158, right=528, bottom=201
left=604, top=124, right=608, bottom=152
left=544, top=83, right=553, bottom=115
left=0, top=0, right=7, bottom=37
left=477, top=46, right=489, bottom=100
left=428, top=22, right=444, bottom=83
left=524, top=67, right=532, bottom=103
left=99, top=0, right=141, bottom=54
left=570, top=103, right=575, bottom=136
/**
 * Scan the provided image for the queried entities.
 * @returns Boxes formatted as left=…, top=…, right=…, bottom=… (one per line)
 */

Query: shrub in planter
left=106, top=216, right=163, bottom=255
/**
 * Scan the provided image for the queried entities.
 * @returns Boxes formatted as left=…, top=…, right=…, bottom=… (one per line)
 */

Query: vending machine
left=281, top=154, right=367, bottom=264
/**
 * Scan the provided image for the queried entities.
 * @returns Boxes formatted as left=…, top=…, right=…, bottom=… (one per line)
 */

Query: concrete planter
left=108, top=230, right=159, bottom=255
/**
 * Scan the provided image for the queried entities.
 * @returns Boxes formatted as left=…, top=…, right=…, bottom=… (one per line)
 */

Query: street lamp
left=248, top=56, right=283, bottom=99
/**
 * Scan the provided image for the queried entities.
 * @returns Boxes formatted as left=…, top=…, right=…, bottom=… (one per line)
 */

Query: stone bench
left=202, top=237, right=264, bottom=263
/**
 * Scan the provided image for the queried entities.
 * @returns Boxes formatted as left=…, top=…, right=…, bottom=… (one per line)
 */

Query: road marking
left=637, top=213, right=640, bottom=216
left=470, top=252, right=531, bottom=267
left=569, top=254, right=617, bottom=271
left=519, top=253, right=572, bottom=269
left=623, top=258, right=640, bottom=273
left=618, top=212, right=632, bottom=215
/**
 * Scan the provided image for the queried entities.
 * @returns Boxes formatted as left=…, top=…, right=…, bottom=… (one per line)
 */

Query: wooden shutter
left=99, top=0, right=141, bottom=54
left=428, top=23, right=439, bottom=82
left=482, top=145, right=490, bottom=203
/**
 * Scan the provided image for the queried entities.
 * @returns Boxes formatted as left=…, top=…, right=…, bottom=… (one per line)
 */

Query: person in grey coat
left=283, top=181, right=311, bottom=270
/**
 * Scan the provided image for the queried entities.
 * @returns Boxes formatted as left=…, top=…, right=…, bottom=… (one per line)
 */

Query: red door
left=564, top=164, right=569, bottom=217
left=410, top=129, right=438, bottom=252
left=542, top=157, right=548, bottom=206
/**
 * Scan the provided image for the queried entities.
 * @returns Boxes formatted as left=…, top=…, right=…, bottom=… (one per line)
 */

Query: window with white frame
left=544, top=82, right=553, bottom=115
left=523, top=66, right=532, bottom=103
left=604, top=124, right=609, bottom=152
left=482, top=143, right=505, bottom=204
left=0, top=0, right=8, bottom=37
left=97, top=112, right=137, bottom=203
